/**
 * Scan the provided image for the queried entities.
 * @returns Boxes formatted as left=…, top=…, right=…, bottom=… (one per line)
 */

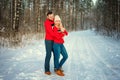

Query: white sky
left=92, top=0, right=97, bottom=4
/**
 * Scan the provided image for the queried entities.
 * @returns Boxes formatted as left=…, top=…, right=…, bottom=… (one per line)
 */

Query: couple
left=44, top=11, right=68, bottom=76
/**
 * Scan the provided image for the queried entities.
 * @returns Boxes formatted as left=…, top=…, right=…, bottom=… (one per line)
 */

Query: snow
left=0, top=30, right=120, bottom=80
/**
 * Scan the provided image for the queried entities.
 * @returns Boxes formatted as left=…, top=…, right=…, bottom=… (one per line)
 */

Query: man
left=44, top=11, right=55, bottom=75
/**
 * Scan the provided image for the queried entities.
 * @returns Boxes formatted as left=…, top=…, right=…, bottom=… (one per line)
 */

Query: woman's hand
left=60, top=23, right=65, bottom=32
left=61, top=27, right=65, bottom=32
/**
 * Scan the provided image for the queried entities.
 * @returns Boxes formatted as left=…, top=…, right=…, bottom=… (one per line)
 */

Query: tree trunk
left=12, top=0, right=22, bottom=32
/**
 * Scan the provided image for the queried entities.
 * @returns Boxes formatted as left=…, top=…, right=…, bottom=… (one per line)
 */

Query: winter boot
left=45, top=71, right=51, bottom=75
left=55, top=70, right=64, bottom=76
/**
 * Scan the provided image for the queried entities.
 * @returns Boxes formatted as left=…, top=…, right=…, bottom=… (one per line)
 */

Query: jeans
left=44, top=40, right=54, bottom=72
left=53, top=43, right=68, bottom=69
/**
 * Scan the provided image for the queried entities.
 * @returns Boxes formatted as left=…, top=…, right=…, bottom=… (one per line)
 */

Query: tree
left=12, top=0, right=22, bottom=32
left=94, top=0, right=120, bottom=39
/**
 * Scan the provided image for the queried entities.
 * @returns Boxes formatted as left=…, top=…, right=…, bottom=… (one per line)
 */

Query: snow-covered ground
left=0, top=30, right=120, bottom=80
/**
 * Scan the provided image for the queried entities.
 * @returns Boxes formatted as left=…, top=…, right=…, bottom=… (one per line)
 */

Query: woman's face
left=54, top=20, right=61, bottom=26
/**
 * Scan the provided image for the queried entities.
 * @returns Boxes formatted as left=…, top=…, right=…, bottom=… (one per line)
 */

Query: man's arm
left=44, top=22, right=54, bottom=36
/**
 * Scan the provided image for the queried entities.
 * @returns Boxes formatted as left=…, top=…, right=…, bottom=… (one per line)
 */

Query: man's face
left=47, top=14, right=54, bottom=21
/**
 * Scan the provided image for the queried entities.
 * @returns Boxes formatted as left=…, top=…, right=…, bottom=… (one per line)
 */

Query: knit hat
left=54, top=15, right=61, bottom=22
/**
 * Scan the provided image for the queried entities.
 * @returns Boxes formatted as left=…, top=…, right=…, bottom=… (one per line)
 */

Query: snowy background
left=0, top=30, right=120, bottom=80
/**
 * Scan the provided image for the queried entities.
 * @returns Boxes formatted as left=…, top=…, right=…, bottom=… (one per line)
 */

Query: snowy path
left=0, top=30, right=120, bottom=80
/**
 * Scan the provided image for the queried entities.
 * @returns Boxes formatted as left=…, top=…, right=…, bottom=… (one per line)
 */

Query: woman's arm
left=53, top=27, right=65, bottom=39
left=60, top=25, right=68, bottom=36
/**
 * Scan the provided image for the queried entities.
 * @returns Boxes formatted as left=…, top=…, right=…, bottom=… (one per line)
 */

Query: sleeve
left=63, top=30, right=68, bottom=36
left=60, top=26, right=68, bottom=36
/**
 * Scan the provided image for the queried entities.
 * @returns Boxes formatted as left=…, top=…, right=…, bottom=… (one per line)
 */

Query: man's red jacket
left=44, top=19, right=54, bottom=40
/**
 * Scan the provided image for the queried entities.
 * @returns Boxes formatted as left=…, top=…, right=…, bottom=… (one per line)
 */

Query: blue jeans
left=44, top=40, right=54, bottom=72
left=53, top=43, right=68, bottom=69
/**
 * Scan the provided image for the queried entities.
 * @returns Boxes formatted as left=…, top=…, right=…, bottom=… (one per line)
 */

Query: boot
left=45, top=71, right=51, bottom=75
left=55, top=70, right=64, bottom=76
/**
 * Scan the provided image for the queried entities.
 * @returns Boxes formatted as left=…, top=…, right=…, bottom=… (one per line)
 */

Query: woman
left=53, top=15, right=68, bottom=76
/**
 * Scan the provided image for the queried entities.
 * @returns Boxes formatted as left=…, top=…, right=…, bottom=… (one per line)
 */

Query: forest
left=0, top=0, right=119, bottom=47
